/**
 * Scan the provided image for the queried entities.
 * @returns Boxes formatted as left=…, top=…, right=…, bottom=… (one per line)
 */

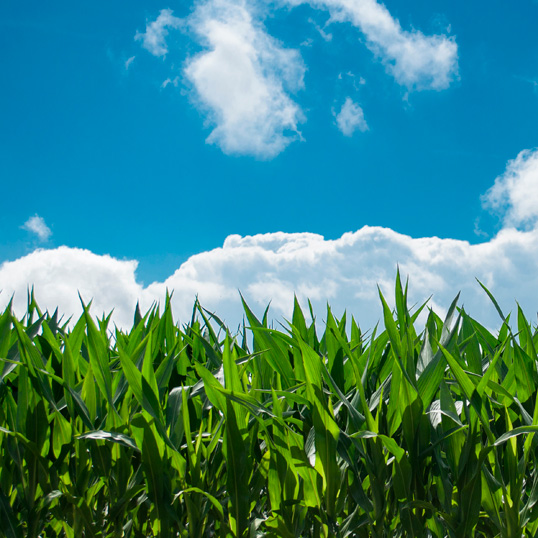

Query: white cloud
left=135, top=9, right=182, bottom=57
left=125, top=56, right=136, bottom=70
left=482, top=148, right=538, bottom=229
left=3, top=224, right=538, bottom=333
left=289, top=0, right=458, bottom=90
left=308, top=17, right=333, bottom=41
left=7, top=153, right=538, bottom=336
left=335, top=97, right=368, bottom=136
left=21, top=215, right=52, bottom=242
left=134, top=1, right=456, bottom=157
left=6, top=149, right=538, bottom=331
left=0, top=247, right=142, bottom=329
left=184, top=0, right=305, bottom=158
left=161, top=76, right=179, bottom=89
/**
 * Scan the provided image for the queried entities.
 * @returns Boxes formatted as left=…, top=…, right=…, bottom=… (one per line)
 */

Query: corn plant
left=2, top=275, right=538, bottom=537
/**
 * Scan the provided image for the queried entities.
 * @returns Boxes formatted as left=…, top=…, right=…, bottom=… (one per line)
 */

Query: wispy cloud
left=308, top=17, right=333, bottom=41
left=125, top=55, right=136, bottom=70
left=184, top=0, right=305, bottom=158
left=21, top=214, right=51, bottom=242
left=135, top=8, right=182, bottom=57
left=514, top=75, right=538, bottom=94
left=482, top=148, right=538, bottom=229
left=161, top=76, right=179, bottom=89
left=334, top=97, right=368, bottom=136
left=288, top=0, right=459, bottom=90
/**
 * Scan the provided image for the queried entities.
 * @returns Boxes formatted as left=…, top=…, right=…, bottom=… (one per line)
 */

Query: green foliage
left=2, top=276, right=538, bottom=536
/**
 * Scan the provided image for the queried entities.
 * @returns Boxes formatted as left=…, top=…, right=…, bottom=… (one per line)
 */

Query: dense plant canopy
left=2, top=274, right=538, bottom=537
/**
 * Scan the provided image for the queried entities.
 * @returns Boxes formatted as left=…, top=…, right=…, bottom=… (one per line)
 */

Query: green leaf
left=438, top=342, right=494, bottom=444
left=296, top=335, right=340, bottom=519
left=241, top=296, right=295, bottom=387
left=174, top=487, right=224, bottom=520
left=0, top=490, right=21, bottom=538
left=77, top=430, right=140, bottom=451
left=118, top=346, right=163, bottom=425
left=83, top=305, right=117, bottom=416
left=223, top=398, right=250, bottom=537
left=378, top=287, right=402, bottom=359
left=476, top=279, right=509, bottom=324
left=195, top=363, right=227, bottom=413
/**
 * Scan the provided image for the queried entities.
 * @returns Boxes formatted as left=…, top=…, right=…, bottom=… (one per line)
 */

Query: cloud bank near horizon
left=3, top=148, right=537, bottom=332
left=2, top=225, right=538, bottom=332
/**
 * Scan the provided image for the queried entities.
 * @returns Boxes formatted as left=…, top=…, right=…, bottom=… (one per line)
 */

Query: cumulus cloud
left=5, top=149, right=538, bottom=331
left=0, top=247, right=142, bottom=329
left=5, top=148, right=538, bottom=331
left=482, top=148, right=538, bottom=229
left=184, top=0, right=305, bottom=158
left=3, top=223, right=538, bottom=333
left=134, top=1, right=456, bottom=157
left=21, top=215, right=52, bottom=242
left=135, top=9, right=182, bottom=57
left=288, top=0, right=458, bottom=90
left=335, top=97, right=368, bottom=136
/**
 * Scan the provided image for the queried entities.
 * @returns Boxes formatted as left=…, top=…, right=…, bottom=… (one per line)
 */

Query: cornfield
left=2, top=273, right=538, bottom=537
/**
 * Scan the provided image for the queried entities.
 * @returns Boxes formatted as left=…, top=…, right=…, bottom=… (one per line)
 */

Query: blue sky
left=2, top=0, right=538, bottom=329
